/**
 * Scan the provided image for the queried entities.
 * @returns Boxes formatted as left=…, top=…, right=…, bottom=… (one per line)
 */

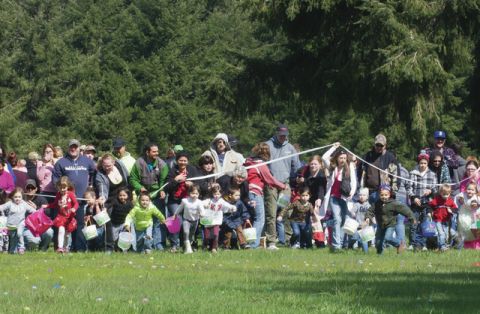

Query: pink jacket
left=37, top=161, right=56, bottom=193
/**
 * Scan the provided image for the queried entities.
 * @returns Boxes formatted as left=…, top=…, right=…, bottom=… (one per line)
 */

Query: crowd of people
left=0, top=124, right=479, bottom=255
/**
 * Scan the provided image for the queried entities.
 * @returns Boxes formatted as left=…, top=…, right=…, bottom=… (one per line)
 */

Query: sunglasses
left=375, top=144, right=384, bottom=147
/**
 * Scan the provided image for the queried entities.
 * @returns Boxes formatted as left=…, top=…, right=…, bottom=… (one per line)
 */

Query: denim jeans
left=290, top=221, right=308, bottom=247
left=166, top=202, right=181, bottom=248
left=249, top=192, right=264, bottom=248
left=348, top=231, right=369, bottom=252
left=152, top=198, right=167, bottom=250
left=435, top=221, right=448, bottom=249
left=135, top=226, right=153, bottom=252
left=395, top=214, right=405, bottom=242
left=71, top=201, right=87, bottom=252
left=410, top=209, right=426, bottom=248
left=329, top=196, right=348, bottom=249
left=375, top=226, right=399, bottom=254
left=276, top=218, right=285, bottom=245
left=24, top=228, right=53, bottom=251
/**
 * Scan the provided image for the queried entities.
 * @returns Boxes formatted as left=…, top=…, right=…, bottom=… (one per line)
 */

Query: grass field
left=1, top=248, right=479, bottom=313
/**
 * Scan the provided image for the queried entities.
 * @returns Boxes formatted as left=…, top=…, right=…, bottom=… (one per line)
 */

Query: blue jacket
left=53, top=155, right=96, bottom=198
left=223, top=200, right=250, bottom=229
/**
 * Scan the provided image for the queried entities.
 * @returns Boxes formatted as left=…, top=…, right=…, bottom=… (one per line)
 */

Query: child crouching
left=124, top=192, right=165, bottom=254
left=365, top=184, right=415, bottom=254
left=222, top=187, right=251, bottom=250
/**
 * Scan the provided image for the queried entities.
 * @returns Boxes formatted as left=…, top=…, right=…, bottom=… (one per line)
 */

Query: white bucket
left=118, top=232, right=133, bottom=251
left=93, top=211, right=111, bottom=226
left=243, top=227, right=257, bottom=243
left=342, top=217, right=359, bottom=235
left=82, top=225, right=98, bottom=240
left=359, top=226, right=375, bottom=242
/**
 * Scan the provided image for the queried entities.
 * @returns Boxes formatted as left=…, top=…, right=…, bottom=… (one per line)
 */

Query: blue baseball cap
left=434, top=130, right=446, bottom=139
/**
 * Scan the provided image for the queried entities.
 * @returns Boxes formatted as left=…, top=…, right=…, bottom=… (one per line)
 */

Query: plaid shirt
left=406, top=167, right=438, bottom=199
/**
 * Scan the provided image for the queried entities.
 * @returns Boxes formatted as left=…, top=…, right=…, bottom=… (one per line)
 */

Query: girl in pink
left=45, top=176, right=79, bottom=253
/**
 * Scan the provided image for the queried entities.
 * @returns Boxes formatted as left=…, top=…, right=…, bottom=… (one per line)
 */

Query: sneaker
left=56, top=248, right=64, bottom=254
left=145, top=249, right=152, bottom=254
left=170, top=247, right=177, bottom=253
left=396, top=242, right=406, bottom=254
left=292, top=243, right=300, bottom=249
left=440, top=247, right=449, bottom=252
left=407, top=245, right=414, bottom=251
left=422, top=246, right=428, bottom=252
left=242, top=244, right=251, bottom=250
left=18, top=248, right=25, bottom=255
left=267, top=244, right=279, bottom=251
left=211, top=248, right=217, bottom=254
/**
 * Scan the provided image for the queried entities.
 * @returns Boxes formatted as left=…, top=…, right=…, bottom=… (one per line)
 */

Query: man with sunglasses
left=425, top=130, right=460, bottom=179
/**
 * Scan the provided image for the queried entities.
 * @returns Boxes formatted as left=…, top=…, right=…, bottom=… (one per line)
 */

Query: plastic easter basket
left=243, top=222, right=257, bottom=243
left=93, top=210, right=111, bottom=226
left=359, top=225, right=375, bottom=242
left=421, top=219, right=436, bottom=237
left=82, top=224, right=98, bottom=240
left=342, top=217, right=359, bottom=235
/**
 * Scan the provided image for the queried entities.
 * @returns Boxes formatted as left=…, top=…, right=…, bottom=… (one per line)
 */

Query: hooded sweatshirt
left=244, top=157, right=286, bottom=196
left=365, top=198, right=415, bottom=229
left=265, top=136, right=301, bottom=183
left=202, top=133, right=245, bottom=177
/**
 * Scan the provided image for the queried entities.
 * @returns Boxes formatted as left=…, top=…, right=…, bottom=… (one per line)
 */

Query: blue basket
left=421, top=220, right=436, bottom=237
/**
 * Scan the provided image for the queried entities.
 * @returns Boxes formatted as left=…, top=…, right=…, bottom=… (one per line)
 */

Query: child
left=110, top=188, right=134, bottom=249
left=82, top=190, right=102, bottom=251
left=455, top=182, right=480, bottom=248
left=428, top=184, right=457, bottom=251
left=202, top=184, right=236, bottom=253
left=124, top=192, right=165, bottom=254
left=406, top=151, right=438, bottom=251
left=222, top=187, right=251, bottom=250
left=0, top=188, right=35, bottom=254
left=277, top=187, right=315, bottom=249
left=174, top=185, right=204, bottom=254
left=365, top=184, right=415, bottom=255
left=45, top=176, right=79, bottom=253
left=348, top=188, right=371, bottom=252
left=0, top=189, right=8, bottom=253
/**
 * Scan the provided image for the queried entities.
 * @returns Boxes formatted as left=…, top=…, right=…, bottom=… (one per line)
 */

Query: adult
left=321, top=143, right=357, bottom=253
left=244, top=143, right=286, bottom=249
left=84, top=145, right=97, bottom=162
left=165, top=145, right=184, bottom=170
left=196, top=155, right=216, bottom=200
left=0, top=144, right=16, bottom=183
left=96, top=153, right=129, bottom=252
left=264, top=124, right=302, bottom=249
left=0, top=158, right=15, bottom=193
left=459, top=159, right=480, bottom=193
left=359, top=134, right=399, bottom=202
left=53, top=139, right=97, bottom=252
left=164, top=151, right=199, bottom=252
left=129, top=143, right=169, bottom=250
left=218, top=166, right=250, bottom=207
left=202, top=133, right=245, bottom=177
left=296, top=155, right=328, bottom=208
left=428, top=150, right=451, bottom=184
left=23, top=180, right=52, bottom=251
left=36, top=144, right=57, bottom=196
left=406, top=151, right=438, bottom=251
left=425, top=130, right=459, bottom=178
left=8, top=152, right=29, bottom=189
left=112, top=138, right=136, bottom=174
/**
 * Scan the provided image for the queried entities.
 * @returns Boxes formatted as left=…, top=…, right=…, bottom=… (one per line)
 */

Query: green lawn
left=1, top=249, right=479, bottom=313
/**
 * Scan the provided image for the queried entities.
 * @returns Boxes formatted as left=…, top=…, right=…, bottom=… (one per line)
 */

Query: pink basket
left=165, top=216, right=181, bottom=234
left=25, top=208, right=53, bottom=237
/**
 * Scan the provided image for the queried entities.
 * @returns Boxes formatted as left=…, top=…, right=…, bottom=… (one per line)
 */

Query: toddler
left=174, top=185, right=204, bottom=254
left=428, top=184, right=457, bottom=251
left=222, top=187, right=251, bottom=250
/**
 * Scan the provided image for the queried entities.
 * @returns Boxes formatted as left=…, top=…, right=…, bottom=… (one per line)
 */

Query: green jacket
left=365, top=199, right=415, bottom=229
left=129, top=156, right=169, bottom=195
left=124, top=203, right=165, bottom=231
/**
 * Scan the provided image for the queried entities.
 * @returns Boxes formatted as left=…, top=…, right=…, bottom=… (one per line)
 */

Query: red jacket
left=46, top=191, right=79, bottom=218
left=429, top=195, right=457, bottom=223
left=244, top=157, right=286, bottom=196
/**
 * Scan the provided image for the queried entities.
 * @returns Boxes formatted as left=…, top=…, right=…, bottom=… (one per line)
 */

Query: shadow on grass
left=250, top=270, right=480, bottom=312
